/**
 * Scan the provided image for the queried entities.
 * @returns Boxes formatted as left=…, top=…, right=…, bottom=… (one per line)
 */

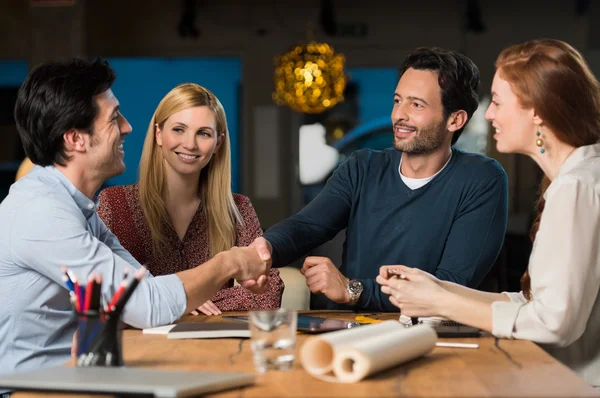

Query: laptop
left=0, top=366, right=255, bottom=398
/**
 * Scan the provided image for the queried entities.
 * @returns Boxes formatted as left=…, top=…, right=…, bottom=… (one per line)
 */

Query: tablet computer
left=223, top=315, right=361, bottom=333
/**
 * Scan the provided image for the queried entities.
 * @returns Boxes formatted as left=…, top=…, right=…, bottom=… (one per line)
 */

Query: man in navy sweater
left=252, top=47, right=508, bottom=311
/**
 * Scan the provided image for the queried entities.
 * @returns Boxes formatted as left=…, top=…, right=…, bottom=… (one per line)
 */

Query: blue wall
left=346, top=68, right=399, bottom=125
left=337, top=68, right=398, bottom=151
left=0, top=61, right=393, bottom=192
left=0, top=60, right=28, bottom=86
left=106, top=58, right=242, bottom=191
left=0, top=60, right=28, bottom=202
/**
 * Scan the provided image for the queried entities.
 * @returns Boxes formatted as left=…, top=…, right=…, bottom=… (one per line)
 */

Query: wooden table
left=12, top=311, right=600, bottom=397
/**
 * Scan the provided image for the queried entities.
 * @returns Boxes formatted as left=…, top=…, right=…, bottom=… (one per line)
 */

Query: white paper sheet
left=142, top=325, right=176, bottom=335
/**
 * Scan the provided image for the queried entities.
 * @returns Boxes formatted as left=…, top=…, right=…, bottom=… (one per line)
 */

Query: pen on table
left=355, top=315, right=382, bottom=324
left=435, top=342, right=479, bottom=349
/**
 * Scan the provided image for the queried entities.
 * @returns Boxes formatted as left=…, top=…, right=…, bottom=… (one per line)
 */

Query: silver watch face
left=348, top=279, right=363, bottom=294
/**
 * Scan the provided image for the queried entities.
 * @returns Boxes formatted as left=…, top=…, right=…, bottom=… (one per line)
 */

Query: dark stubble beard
left=393, top=118, right=448, bottom=155
left=89, top=133, right=125, bottom=180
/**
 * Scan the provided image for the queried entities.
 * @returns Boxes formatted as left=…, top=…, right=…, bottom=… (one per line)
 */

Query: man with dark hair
left=14, top=58, right=118, bottom=167
left=398, top=47, right=480, bottom=147
left=252, top=47, right=508, bottom=311
left=0, top=58, right=269, bottom=374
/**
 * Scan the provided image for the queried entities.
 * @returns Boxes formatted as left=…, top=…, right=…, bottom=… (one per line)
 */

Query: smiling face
left=87, top=89, right=132, bottom=180
left=391, top=68, right=449, bottom=155
left=155, top=106, right=221, bottom=177
left=485, top=70, right=537, bottom=155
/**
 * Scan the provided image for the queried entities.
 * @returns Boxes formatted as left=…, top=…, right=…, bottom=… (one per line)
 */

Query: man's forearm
left=264, top=183, right=352, bottom=267
left=176, top=251, right=237, bottom=314
left=265, top=224, right=324, bottom=267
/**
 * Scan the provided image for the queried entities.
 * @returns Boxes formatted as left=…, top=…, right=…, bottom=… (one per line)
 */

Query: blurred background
left=1, top=0, right=598, bottom=293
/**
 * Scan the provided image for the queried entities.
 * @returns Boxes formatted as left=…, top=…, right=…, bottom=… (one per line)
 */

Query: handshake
left=235, top=237, right=356, bottom=305
left=225, top=237, right=274, bottom=295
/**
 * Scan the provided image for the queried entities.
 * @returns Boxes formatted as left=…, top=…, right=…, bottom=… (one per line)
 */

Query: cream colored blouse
left=492, top=143, right=600, bottom=387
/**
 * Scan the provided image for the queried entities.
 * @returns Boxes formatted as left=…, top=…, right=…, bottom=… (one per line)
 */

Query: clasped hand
left=243, top=239, right=352, bottom=305
left=301, top=256, right=350, bottom=304
left=191, top=242, right=272, bottom=316
left=376, top=265, right=446, bottom=317
left=241, top=237, right=273, bottom=293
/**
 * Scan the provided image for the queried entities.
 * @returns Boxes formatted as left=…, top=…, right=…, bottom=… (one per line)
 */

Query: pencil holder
left=75, top=310, right=123, bottom=367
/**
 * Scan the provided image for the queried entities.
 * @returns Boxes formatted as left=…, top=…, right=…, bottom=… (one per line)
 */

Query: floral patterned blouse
left=97, top=183, right=284, bottom=311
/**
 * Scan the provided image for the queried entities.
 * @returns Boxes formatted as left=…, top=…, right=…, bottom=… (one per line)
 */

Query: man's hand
left=228, top=246, right=268, bottom=281
left=239, top=237, right=273, bottom=294
left=227, top=246, right=270, bottom=294
left=191, top=300, right=222, bottom=316
left=301, top=256, right=350, bottom=304
left=249, top=237, right=272, bottom=263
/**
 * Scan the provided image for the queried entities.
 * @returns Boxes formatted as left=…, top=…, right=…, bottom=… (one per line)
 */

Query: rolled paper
left=300, top=321, right=437, bottom=383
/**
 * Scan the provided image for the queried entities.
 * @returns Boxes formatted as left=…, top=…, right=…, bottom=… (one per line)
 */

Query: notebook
left=0, top=366, right=255, bottom=398
left=167, top=322, right=250, bottom=339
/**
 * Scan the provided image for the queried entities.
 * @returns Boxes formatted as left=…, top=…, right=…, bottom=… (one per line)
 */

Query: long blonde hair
left=139, top=83, right=243, bottom=257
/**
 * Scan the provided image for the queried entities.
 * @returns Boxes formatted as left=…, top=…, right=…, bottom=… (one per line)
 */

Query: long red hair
left=495, top=39, right=600, bottom=300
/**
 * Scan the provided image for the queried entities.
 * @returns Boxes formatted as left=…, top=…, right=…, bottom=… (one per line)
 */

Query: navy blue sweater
left=264, top=148, right=508, bottom=311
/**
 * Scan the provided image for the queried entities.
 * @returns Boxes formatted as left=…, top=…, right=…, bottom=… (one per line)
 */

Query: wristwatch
left=346, top=279, right=364, bottom=306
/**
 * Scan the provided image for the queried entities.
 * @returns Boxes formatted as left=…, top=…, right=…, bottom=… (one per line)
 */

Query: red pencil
left=107, top=278, right=128, bottom=311
left=83, top=275, right=94, bottom=312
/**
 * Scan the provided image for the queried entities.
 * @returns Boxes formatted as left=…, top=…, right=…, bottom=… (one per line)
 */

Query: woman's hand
left=376, top=265, right=448, bottom=318
left=191, top=300, right=222, bottom=316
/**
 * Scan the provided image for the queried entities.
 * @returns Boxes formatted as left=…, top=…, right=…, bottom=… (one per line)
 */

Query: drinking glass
left=248, top=309, right=297, bottom=372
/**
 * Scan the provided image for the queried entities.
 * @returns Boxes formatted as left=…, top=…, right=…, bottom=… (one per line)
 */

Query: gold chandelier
left=273, top=42, right=346, bottom=114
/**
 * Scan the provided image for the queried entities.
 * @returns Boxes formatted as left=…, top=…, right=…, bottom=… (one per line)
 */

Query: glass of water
left=248, top=309, right=297, bottom=372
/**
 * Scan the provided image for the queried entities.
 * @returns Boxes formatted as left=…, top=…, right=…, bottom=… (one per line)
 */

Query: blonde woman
left=98, top=83, right=284, bottom=315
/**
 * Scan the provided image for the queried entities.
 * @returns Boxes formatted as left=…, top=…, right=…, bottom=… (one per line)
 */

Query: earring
left=536, top=131, right=545, bottom=154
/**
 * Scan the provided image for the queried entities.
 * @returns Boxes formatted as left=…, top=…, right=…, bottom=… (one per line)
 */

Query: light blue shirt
left=0, top=166, right=187, bottom=375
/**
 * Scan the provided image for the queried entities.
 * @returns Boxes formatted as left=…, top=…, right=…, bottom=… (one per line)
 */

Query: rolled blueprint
left=300, top=321, right=437, bottom=383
